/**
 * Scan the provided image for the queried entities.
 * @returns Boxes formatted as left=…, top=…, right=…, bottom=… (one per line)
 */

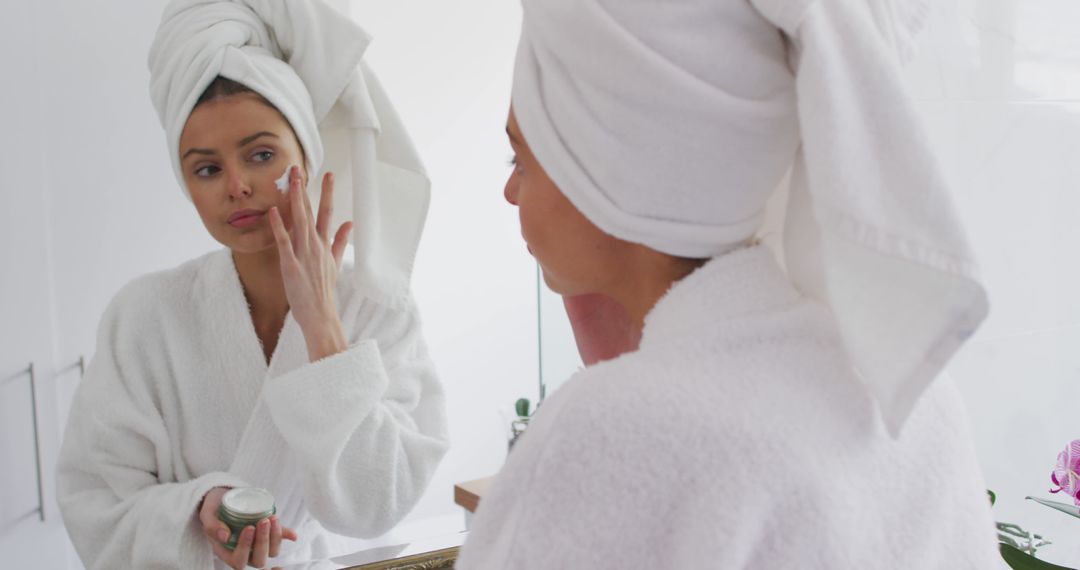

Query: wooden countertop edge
left=454, top=476, right=495, bottom=513
left=343, top=546, right=460, bottom=570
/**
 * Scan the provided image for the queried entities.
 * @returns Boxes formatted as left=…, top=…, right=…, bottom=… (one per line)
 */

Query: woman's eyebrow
left=182, top=131, right=280, bottom=161
left=505, top=126, right=522, bottom=146
left=237, top=131, right=279, bottom=147
left=182, top=147, right=215, bottom=161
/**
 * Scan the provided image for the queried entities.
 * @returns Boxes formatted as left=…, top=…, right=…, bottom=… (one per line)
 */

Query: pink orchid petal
left=1051, top=440, right=1080, bottom=506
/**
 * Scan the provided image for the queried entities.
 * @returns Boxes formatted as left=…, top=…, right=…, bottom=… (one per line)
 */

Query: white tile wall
left=912, top=0, right=1080, bottom=564
left=907, top=0, right=1080, bottom=103
left=347, top=0, right=535, bottom=543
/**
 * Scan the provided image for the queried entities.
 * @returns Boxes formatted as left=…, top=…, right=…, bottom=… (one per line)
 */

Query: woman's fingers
left=316, top=172, right=334, bottom=243
left=268, top=516, right=283, bottom=559
left=282, top=526, right=299, bottom=542
left=249, top=518, right=271, bottom=569
left=268, top=208, right=298, bottom=267
left=199, top=509, right=223, bottom=539
left=288, top=166, right=309, bottom=252
left=294, top=165, right=317, bottom=242
left=331, top=221, right=353, bottom=268
left=198, top=488, right=233, bottom=547
left=299, top=166, right=314, bottom=221
left=230, top=526, right=255, bottom=570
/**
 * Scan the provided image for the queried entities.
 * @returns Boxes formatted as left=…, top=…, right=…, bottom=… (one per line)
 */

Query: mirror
left=0, top=0, right=529, bottom=567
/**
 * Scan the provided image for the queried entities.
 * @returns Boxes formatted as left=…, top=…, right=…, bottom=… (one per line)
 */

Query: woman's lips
left=227, top=209, right=265, bottom=228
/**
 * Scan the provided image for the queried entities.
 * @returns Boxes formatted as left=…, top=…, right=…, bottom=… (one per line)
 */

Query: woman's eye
left=508, top=155, right=525, bottom=175
left=252, top=150, right=274, bottom=163
left=194, top=165, right=220, bottom=177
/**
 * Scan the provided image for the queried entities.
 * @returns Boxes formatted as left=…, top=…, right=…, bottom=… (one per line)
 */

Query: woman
left=456, top=0, right=999, bottom=568
left=55, top=2, right=448, bottom=569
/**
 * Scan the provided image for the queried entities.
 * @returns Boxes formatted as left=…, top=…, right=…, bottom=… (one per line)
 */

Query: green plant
left=1000, top=544, right=1073, bottom=570
left=515, top=397, right=531, bottom=419
left=991, top=490, right=1077, bottom=569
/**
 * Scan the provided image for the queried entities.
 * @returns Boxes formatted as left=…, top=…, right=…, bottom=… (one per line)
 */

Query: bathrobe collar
left=641, top=244, right=802, bottom=350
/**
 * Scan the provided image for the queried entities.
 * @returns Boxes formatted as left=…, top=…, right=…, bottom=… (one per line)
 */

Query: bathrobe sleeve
left=56, top=287, right=251, bottom=570
left=260, top=294, right=449, bottom=537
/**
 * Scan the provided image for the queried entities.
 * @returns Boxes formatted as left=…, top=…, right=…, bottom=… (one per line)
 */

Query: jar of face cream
left=217, top=487, right=276, bottom=550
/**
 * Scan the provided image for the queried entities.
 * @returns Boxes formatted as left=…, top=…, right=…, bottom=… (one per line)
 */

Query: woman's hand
left=198, top=487, right=298, bottom=570
left=562, top=294, right=641, bottom=366
left=268, top=166, right=354, bottom=362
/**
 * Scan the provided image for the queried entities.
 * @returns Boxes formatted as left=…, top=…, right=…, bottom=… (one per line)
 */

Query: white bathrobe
left=56, top=249, right=449, bottom=569
left=456, top=245, right=999, bottom=569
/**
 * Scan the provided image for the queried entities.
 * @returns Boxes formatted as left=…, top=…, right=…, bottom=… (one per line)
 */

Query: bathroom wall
left=346, top=0, right=533, bottom=535
left=906, top=0, right=1080, bottom=564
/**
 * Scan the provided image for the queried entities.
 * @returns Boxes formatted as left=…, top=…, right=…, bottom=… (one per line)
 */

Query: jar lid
left=221, top=487, right=275, bottom=517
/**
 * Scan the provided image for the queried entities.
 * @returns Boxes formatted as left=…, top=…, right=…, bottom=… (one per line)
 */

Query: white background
left=346, top=0, right=534, bottom=538
left=905, top=0, right=1080, bottom=564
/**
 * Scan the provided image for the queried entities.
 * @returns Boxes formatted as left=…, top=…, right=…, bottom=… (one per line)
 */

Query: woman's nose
left=504, top=173, right=520, bottom=206
left=226, top=170, right=253, bottom=199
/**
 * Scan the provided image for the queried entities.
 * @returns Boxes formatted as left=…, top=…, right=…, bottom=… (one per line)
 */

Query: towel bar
left=25, top=363, right=45, bottom=523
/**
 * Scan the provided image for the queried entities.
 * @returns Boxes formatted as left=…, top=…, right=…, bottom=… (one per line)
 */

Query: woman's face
left=504, top=109, right=634, bottom=296
left=179, top=93, right=306, bottom=254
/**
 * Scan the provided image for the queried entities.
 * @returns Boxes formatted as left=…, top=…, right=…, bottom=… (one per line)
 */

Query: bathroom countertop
left=454, top=476, right=494, bottom=513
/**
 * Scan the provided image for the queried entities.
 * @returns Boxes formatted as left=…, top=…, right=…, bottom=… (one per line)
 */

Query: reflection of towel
left=148, top=0, right=430, bottom=307
left=458, top=245, right=1000, bottom=569
left=512, top=0, right=987, bottom=436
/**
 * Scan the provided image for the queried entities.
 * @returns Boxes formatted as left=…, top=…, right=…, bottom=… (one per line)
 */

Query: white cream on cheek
left=275, top=164, right=298, bottom=193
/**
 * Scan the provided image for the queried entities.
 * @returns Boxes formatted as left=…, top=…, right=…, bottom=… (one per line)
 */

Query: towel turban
left=149, top=0, right=429, bottom=307
left=512, top=0, right=987, bottom=436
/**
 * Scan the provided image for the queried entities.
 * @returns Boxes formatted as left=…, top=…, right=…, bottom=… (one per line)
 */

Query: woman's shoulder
left=102, top=249, right=226, bottom=329
left=543, top=317, right=871, bottom=456
left=554, top=315, right=976, bottom=465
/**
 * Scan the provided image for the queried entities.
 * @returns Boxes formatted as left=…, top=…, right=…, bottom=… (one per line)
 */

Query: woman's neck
left=232, top=247, right=289, bottom=322
left=610, top=252, right=707, bottom=331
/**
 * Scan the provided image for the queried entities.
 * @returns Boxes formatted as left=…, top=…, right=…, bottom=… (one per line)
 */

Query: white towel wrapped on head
left=511, top=0, right=987, bottom=435
left=148, top=0, right=429, bottom=307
